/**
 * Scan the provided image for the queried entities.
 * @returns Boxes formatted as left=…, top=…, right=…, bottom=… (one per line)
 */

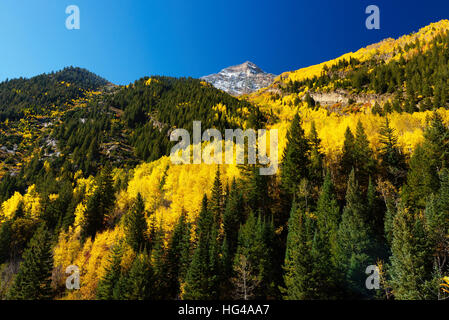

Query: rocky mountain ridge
left=201, top=61, right=276, bottom=96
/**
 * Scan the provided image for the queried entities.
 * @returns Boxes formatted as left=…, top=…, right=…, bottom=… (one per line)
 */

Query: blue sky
left=1, top=0, right=449, bottom=85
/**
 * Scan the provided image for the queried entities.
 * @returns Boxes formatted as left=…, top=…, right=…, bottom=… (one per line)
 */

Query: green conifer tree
left=149, top=222, right=168, bottom=299
left=340, top=127, right=356, bottom=180
left=315, top=173, right=341, bottom=270
left=125, top=250, right=152, bottom=300
left=353, top=120, right=376, bottom=189
left=335, top=170, right=375, bottom=298
left=378, top=117, right=407, bottom=188
left=283, top=201, right=317, bottom=299
left=210, top=167, right=224, bottom=226
left=281, top=113, right=311, bottom=198
left=82, top=164, right=116, bottom=240
left=423, top=112, right=449, bottom=170
left=389, top=205, right=435, bottom=299
left=124, top=193, right=148, bottom=252
left=7, top=225, right=54, bottom=300
left=366, top=177, right=384, bottom=238
left=222, top=179, right=244, bottom=281
left=233, top=212, right=274, bottom=299
left=184, top=194, right=221, bottom=299
left=97, top=242, right=124, bottom=300
left=308, top=121, right=324, bottom=193
left=166, top=210, right=191, bottom=299
left=402, top=144, right=439, bottom=208
left=424, top=169, right=449, bottom=293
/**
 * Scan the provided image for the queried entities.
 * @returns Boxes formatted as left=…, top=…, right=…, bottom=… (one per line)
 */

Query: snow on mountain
left=201, top=61, right=276, bottom=96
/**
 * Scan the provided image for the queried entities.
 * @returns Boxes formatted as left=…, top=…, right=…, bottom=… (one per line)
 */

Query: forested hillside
left=0, top=67, right=108, bottom=121
left=107, top=76, right=256, bottom=162
left=1, top=20, right=449, bottom=300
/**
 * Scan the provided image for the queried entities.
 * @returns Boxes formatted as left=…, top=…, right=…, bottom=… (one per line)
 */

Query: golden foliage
left=442, top=277, right=449, bottom=294
left=266, top=20, right=449, bottom=89
left=0, top=185, right=42, bottom=221
left=61, top=226, right=125, bottom=300
left=117, top=154, right=240, bottom=234
left=0, top=192, right=23, bottom=222
left=264, top=104, right=449, bottom=163
left=72, top=176, right=96, bottom=233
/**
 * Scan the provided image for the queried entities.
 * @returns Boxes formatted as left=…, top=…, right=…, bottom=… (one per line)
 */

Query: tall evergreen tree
left=166, top=210, right=191, bottom=299
left=423, top=112, right=449, bottom=170
left=7, top=225, right=54, bottom=300
left=308, top=121, right=325, bottom=194
left=340, top=127, right=356, bottom=180
left=283, top=201, right=317, bottom=299
left=389, top=205, right=435, bottom=299
left=184, top=194, right=221, bottom=299
left=125, top=250, right=153, bottom=300
left=353, top=120, right=376, bottom=189
left=281, top=113, right=311, bottom=198
left=340, top=122, right=375, bottom=191
left=82, top=164, right=116, bottom=240
left=304, top=92, right=316, bottom=108
left=149, top=222, right=169, bottom=299
left=97, top=242, right=124, bottom=300
left=196, top=194, right=212, bottom=241
left=42, top=181, right=73, bottom=231
left=183, top=242, right=208, bottom=300
left=283, top=174, right=342, bottom=300
left=335, top=170, right=376, bottom=298
left=210, top=167, right=224, bottom=226
left=315, top=173, right=341, bottom=288
left=378, top=117, right=407, bottom=188
left=208, top=220, right=221, bottom=298
left=366, top=177, right=385, bottom=239
left=124, top=193, right=148, bottom=252
left=222, top=179, right=244, bottom=282
left=243, top=165, right=271, bottom=217
left=424, top=169, right=449, bottom=291
left=402, top=144, right=440, bottom=208
left=233, top=212, right=275, bottom=299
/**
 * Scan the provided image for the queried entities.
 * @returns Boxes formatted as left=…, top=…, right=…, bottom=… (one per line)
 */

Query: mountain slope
left=3, top=20, right=449, bottom=301
left=0, top=72, right=258, bottom=179
left=201, top=61, right=276, bottom=96
left=0, top=67, right=109, bottom=121
left=249, top=19, right=449, bottom=114
left=107, top=76, right=255, bottom=162
left=243, top=19, right=449, bottom=166
left=0, top=67, right=112, bottom=178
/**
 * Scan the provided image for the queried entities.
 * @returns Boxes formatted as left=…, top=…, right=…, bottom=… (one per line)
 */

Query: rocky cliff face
left=201, top=61, right=276, bottom=96
left=309, top=90, right=390, bottom=106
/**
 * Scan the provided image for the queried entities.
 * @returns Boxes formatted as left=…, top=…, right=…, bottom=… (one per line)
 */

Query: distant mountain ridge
left=247, top=19, right=449, bottom=115
left=201, top=61, right=276, bottom=96
left=0, top=67, right=110, bottom=121
left=252, top=20, right=449, bottom=99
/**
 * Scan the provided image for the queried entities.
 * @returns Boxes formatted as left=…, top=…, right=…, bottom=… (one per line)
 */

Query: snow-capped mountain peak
left=201, top=61, right=276, bottom=96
